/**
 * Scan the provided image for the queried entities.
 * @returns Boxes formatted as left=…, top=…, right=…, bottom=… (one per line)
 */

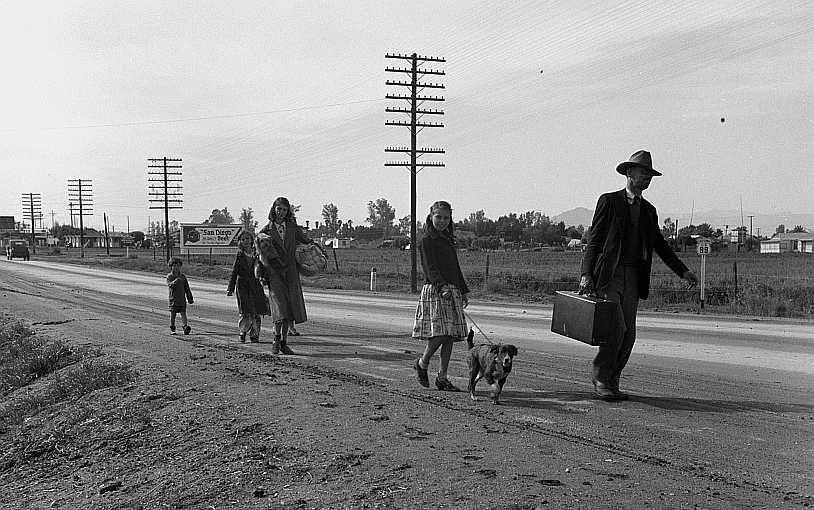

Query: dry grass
left=0, top=318, right=78, bottom=396
left=0, top=316, right=138, bottom=429
left=34, top=247, right=814, bottom=317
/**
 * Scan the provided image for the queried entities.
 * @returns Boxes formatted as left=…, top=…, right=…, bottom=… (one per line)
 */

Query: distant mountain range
left=551, top=207, right=594, bottom=227
left=552, top=207, right=814, bottom=236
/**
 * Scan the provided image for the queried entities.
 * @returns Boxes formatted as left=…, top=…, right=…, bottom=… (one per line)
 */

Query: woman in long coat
left=227, top=231, right=268, bottom=343
left=257, top=196, right=313, bottom=355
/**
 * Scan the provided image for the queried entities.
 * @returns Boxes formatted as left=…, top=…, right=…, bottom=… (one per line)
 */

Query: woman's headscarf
left=268, top=196, right=294, bottom=223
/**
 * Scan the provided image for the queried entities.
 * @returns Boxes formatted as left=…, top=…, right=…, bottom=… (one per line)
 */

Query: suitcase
left=550, top=291, right=619, bottom=346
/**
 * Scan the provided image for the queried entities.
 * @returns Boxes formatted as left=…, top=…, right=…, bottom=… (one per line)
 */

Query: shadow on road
left=629, top=395, right=814, bottom=413
left=495, top=390, right=814, bottom=414
left=492, top=390, right=597, bottom=413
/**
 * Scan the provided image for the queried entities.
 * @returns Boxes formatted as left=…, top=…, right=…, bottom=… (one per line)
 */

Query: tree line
left=43, top=201, right=808, bottom=251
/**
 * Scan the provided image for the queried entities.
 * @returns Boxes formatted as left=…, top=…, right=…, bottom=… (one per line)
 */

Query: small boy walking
left=167, top=257, right=194, bottom=335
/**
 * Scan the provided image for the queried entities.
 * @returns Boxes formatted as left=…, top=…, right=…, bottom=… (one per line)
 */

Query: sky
left=1, top=0, right=812, bottom=235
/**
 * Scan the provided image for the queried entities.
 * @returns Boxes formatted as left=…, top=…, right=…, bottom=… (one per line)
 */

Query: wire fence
left=48, top=246, right=814, bottom=318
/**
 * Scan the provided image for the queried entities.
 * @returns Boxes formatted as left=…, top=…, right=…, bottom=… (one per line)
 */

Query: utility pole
left=148, top=157, right=183, bottom=263
left=21, top=193, right=42, bottom=255
left=103, top=212, right=110, bottom=256
left=747, top=215, right=755, bottom=251
left=67, top=179, right=93, bottom=258
left=50, top=210, right=56, bottom=230
left=385, top=52, right=446, bottom=293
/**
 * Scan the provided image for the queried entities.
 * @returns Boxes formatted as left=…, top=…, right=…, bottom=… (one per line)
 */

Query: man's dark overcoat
left=580, top=189, right=688, bottom=299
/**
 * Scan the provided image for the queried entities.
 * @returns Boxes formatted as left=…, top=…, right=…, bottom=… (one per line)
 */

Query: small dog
left=465, top=329, right=518, bottom=404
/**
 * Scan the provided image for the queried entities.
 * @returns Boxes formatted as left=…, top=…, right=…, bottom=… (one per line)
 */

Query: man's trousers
left=593, top=264, right=640, bottom=386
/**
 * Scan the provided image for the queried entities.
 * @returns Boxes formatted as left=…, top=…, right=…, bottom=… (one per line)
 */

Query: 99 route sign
left=696, top=237, right=711, bottom=309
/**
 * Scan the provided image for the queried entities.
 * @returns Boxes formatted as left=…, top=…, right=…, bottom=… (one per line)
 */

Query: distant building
left=322, top=237, right=355, bottom=249
left=566, top=238, right=584, bottom=250
left=63, top=229, right=129, bottom=249
left=760, top=232, right=813, bottom=254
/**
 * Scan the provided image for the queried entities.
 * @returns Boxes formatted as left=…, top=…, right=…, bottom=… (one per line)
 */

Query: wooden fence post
left=733, top=261, right=738, bottom=301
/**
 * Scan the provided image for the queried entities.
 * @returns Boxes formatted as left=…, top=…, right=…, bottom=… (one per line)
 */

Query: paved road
left=2, top=259, right=813, bottom=506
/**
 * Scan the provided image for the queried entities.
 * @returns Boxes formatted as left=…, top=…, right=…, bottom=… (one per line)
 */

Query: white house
left=760, top=232, right=813, bottom=254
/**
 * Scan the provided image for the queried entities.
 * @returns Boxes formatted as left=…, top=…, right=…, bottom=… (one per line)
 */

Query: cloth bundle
left=254, top=232, right=281, bottom=278
left=295, top=243, right=328, bottom=276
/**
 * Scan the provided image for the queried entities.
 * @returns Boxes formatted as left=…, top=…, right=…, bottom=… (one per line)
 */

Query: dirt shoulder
left=0, top=267, right=805, bottom=510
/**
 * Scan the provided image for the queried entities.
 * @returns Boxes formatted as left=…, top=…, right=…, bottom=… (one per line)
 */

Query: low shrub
left=485, top=279, right=504, bottom=293
left=0, top=358, right=137, bottom=428
left=0, top=318, right=79, bottom=396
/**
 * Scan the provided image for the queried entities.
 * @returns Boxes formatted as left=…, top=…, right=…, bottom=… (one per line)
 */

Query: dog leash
left=464, top=311, right=494, bottom=345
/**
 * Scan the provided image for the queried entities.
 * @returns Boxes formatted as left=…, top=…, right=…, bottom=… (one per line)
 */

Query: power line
left=4, top=99, right=381, bottom=132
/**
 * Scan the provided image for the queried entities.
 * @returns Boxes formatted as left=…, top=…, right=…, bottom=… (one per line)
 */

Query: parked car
left=6, top=239, right=30, bottom=260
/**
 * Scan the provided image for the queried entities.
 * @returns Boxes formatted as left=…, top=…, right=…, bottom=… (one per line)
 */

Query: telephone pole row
left=385, top=52, right=446, bottom=293
left=21, top=193, right=42, bottom=255
left=148, top=157, right=183, bottom=264
left=67, top=180, right=93, bottom=258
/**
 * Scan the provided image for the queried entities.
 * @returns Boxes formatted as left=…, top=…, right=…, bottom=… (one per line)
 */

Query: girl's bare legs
left=418, top=336, right=446, bottom=370
left=279, top=319, right=294, bottom=354
left=437, top=337, right=454, bottom=380
left=272, top=321, right=283, bottom=353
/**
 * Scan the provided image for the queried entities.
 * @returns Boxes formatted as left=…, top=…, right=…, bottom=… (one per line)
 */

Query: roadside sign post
left=696, top=238, right=711, bottom=310
left=179, top=224, right=242, bottom=258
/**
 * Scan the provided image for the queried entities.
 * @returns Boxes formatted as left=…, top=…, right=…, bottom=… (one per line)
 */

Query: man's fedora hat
left=616, top=150, right=662, bottom=176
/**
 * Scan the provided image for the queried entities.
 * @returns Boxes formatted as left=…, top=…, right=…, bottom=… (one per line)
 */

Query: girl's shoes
left=435, top=377, right=460, bottom=392
left=413, top=359, right=429, bottom=388
left=279, top=340, right=295, bottom=355
left=272, top=334, right=282, bottom=354
left=249, top=336, right=259, bottom=343
left=239, top=333, right=247, bottom=343
left=288, top=326, right=300, bottom=336
left=183, top=325, right=191, bottom=335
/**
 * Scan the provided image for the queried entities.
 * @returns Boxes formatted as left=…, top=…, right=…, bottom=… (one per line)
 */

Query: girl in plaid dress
left=412, top=200, right=469, bottom=391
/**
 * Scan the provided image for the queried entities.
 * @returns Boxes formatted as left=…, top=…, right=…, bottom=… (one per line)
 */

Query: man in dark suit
left=580, top=150, right=698, bottom=401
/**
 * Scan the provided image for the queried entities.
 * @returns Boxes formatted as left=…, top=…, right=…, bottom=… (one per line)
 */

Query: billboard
left=180, top=224, right=243, bottom=254
left=0, top=216, right=14, bottom=231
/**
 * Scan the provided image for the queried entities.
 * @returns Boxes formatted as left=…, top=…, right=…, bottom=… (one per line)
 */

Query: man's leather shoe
left=593, top=380, right=622, bottom=401
left=608, top=375, right=629, bottom=400
left=612, top=390, right=629, bottom=401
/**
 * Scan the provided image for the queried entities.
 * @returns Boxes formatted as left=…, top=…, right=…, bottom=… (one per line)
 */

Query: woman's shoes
left=239, top=333, right=247, bottom=343
left=249, top=336, right=259, bottom=343
left=435, top=377, right=460, bottom=392
left=288, top=326, right=300, bottom=336
left=413, top=359, right=429, bottom=388
left=279, top=340, right=294, bottom=355
left=272, top=335, right=281, bottom=354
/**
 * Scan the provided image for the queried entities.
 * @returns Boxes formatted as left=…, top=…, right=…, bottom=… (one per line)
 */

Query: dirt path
left=0, top=260, right=812, bottom=509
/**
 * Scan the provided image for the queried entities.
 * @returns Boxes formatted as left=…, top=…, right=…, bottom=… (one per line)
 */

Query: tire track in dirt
left=212, top=345, right=798, bottom=506
left=2, top=263, right=809, bottom=507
